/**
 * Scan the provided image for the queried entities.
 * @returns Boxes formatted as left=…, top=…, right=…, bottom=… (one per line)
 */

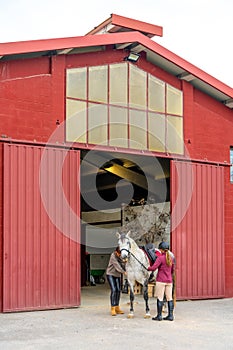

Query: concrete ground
left=0, top=283, right=233, bottom=350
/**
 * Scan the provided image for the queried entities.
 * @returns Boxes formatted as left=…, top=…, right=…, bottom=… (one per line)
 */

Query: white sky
left=0, top=0, right=232, bottom=87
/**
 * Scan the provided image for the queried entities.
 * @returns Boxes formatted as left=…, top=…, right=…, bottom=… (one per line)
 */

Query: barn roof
left=85, top=13, right=163, bottom=37
left=0, top=14, right=232, bottom=108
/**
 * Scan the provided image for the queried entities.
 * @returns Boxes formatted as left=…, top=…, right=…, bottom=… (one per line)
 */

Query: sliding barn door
left=3, top=144, right=81, bottom=312
left=171, top=160, right=225, bottom=300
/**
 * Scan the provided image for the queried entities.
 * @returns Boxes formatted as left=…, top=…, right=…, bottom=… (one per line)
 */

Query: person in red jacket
left=148, top=241, right=175, bottom=321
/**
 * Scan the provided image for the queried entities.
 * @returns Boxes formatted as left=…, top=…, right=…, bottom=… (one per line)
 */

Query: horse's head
left=116, top=231, right=131, bottom=260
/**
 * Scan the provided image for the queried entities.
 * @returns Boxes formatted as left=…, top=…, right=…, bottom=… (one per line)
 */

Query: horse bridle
left=120, top=238, right=148, bottom=271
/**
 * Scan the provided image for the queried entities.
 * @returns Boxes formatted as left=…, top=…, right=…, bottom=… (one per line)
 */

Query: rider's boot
left=115, top=305, right=124, bottom=314
left=163, top=300, right=174, bottom=321
left=111, top=306, right=117, bottom=316
left=152, top=299, right=163, bottom=321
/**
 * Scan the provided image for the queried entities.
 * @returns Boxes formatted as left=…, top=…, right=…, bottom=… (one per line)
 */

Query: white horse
left=117, top=231, right=151, bottom=318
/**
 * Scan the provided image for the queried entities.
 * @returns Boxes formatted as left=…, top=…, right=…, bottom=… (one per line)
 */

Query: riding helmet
left=158, top=241, right=169, bottom=250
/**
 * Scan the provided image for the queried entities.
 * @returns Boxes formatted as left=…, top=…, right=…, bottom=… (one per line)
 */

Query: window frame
left=66, top=62, right=184, bottom=155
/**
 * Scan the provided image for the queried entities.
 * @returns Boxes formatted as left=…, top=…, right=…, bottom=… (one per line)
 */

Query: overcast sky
left=0, top=0, right=232, bottom=87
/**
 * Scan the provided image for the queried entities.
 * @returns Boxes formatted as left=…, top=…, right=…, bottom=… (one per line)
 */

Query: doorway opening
left=80, top=150, right=170, bottom=293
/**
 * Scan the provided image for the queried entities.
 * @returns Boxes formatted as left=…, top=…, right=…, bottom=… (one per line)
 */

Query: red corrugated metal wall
left=0, top=144, right=3, bottom=312
left=3, top=143, right=81, bottom=312
left=171, top=160, right=225, bottom=300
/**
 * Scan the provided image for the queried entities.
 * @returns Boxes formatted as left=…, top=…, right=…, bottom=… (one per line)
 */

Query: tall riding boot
left=163, top=300, right=174, bottom=321
left=152, top=299, right=163, bottom=321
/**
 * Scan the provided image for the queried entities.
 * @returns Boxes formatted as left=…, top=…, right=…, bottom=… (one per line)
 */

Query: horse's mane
left=128, top=236, right=140, bottom=251
left=126, top=235, right=149, bottom=264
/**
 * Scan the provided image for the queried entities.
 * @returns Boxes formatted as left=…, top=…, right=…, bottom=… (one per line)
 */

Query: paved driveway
left=0, top=285, right=233, bottom=349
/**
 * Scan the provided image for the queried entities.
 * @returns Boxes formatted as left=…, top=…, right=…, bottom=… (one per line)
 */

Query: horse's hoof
left=127, top=313, right=134, bottom=319
left=144, top=314, right=151, bottom=319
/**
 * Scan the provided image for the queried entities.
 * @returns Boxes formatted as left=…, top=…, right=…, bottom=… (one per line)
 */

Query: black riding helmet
left=158, top=241, right=169, bottom=250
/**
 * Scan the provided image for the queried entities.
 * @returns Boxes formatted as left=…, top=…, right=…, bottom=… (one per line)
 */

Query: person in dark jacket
left=148, top=241, right=175, bottom=321
left=106, top=246, right=127, bottom=316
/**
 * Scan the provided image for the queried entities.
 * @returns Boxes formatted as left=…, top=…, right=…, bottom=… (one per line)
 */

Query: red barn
left=0, top=14, right=232, bottom=312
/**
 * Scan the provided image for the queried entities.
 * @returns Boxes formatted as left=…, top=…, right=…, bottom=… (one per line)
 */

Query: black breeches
left=107, top=275, right=121, bottom=306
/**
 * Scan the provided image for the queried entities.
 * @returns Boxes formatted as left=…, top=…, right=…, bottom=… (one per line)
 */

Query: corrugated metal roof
left=0, top=14, right=232, bottom=108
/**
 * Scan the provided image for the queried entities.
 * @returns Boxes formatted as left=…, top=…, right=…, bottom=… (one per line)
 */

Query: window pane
left=148, top=75, right=165, bottom=112
left=167, top=116, right=183, bottom=154
left=89, top=65, right=108, bottom=103
left=129, top=65, right=146, bottom=109
left=88, top=103, right=108, bottom=145
left=148, top=112, right=165, bottom=152
left=167, top=85, right=183, bottom=116
left=66, top=99, right=87, bottom=142
left=109, top=63, right=128, bottom=106
left=109, top=106, right=128, bottom=148
left=129, top=109, right=147, bottom=149
left=66, top=67, right=87, bottom=100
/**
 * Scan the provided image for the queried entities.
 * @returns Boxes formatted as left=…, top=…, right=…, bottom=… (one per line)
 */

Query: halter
left=119, top=237, right=148, bottom=271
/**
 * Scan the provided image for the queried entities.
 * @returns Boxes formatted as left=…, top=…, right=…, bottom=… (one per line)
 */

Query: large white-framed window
left=66, top=62, right=184, bottom=154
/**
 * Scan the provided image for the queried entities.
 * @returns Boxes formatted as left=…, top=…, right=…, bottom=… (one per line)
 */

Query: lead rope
left=120, top=248, right=148, bottom=271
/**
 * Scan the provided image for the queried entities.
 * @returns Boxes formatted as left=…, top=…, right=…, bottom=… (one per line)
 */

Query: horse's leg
left=127, top=281, right=135, bottom=318
left=142, top=281, right=151, bottom=318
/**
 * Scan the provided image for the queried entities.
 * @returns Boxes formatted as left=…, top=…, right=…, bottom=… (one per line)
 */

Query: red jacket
left=148, top=252, right=174, bottom=283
